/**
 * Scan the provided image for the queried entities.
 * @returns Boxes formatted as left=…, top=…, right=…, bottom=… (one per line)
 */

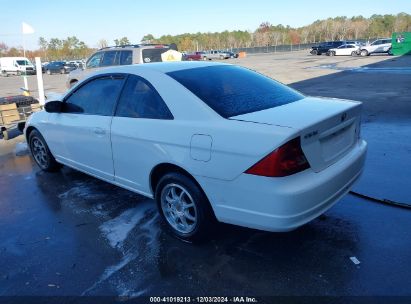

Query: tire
left=16, top=71, right=21, bottom=76
left=69, top=80, right=78, bottom=88
left=388, top=48, right=393, bottom=56
left=2, top=130, right=9, bottom=140
left=155, top=172, right=216, bottom=242
left=60, top=68, right=65, bottom=74
left=330, top=51, right=335, bottom=56
left=46, top=69, right=51, bottom=75
left=360, top=50, right=369, bottom=57
left=28, top=130, right=61, bottom=172
left=351, top=51, right=357, bottom=56
left=311, top=50, right=317, bottom=55
left=202, top=56, right=207, bottom=61
left=219, top=55, right=224, bottom=60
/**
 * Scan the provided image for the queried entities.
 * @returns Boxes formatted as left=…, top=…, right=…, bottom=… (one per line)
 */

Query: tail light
left=245, top=137, right=310, bottom=177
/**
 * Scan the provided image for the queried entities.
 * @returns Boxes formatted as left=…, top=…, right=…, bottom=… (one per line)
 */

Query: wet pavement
left=1, top=151, right=411, bottom=298
left=0, top=54, right=411, bottom=300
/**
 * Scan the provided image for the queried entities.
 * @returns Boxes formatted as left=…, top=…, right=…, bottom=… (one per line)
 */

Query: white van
left=0, top=57, right=36, bottom=76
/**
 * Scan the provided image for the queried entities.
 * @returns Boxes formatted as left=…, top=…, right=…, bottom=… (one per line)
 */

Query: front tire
left=155, top=172, right=216, bottom=242
left=29, top=130, right=60, bottom=172
left=360, top=49, right=369, bottom=57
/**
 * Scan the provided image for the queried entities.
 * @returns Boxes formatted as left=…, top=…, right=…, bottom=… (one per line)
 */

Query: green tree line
left=1, top=13, right=410, bottom=59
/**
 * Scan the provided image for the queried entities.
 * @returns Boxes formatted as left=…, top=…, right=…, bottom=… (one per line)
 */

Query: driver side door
left=47, top=74, right=126, bottom=181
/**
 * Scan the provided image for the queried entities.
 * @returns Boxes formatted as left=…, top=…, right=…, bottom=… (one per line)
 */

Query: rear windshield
left=167, top=65, right=304, bottom=118
left=142, top=48, right=168, bottom=63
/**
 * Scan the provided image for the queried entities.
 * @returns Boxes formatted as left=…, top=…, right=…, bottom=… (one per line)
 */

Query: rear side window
left=141, top=48, right=167, bottom=63
left=64, top=75, right=125, bottom=116
left=115, top=75, right=173, bottom=119
left=167, top=65, right=304, bottom=118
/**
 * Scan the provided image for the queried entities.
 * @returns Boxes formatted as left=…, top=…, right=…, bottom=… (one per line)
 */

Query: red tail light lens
left=245, top=137, right=310, bottom=177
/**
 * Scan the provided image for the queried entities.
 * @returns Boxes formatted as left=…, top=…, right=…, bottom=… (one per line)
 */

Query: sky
left=1, top=0, right=410, bottom=50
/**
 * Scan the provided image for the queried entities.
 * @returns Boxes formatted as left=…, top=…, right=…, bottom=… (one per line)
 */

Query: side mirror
left=44, top=100, right=63, bottom=113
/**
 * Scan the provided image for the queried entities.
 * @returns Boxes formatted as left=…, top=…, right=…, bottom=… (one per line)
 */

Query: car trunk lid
left=230, top=97, right=362, bottom=172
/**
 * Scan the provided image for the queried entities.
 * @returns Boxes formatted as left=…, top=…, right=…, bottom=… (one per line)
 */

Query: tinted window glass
left=120, top=51, right=133, bottom=65
left=167, top=65, right=304, bottom=118
left=116, top=75, right=173, bottom=119
left=86, top=52, right=103, bottom=68
left=142, top=48, right=167, bottom=63
left=101, top=51, right=118, bottom=66
left=64, top=75, right=125, bottom=116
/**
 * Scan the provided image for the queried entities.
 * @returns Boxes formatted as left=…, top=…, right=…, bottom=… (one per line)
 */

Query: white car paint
left=25, top=62, right=367, bottom=232
left=328, top=44, right=360, bottom=56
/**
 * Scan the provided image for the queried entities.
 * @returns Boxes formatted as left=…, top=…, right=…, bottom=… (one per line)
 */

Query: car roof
left=87, top=61, right=229, bottom=76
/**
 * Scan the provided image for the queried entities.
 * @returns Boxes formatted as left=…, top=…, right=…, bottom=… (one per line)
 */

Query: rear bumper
left=197, top=139, right=367, bottom=232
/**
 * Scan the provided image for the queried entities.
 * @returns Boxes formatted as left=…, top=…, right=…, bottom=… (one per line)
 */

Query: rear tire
left=155, top=172, right=216, bottom=242
left=330, top=51, right=335, bottom=56
left=29, top=130, right=61, bottom=172
left=46, top=69, right=51, bottom=75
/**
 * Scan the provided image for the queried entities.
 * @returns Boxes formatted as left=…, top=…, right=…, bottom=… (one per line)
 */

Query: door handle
left=93, top=127, right=106, bottom=135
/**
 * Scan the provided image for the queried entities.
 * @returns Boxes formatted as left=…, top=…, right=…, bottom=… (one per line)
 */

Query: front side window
left=86, top=52, right=103, bottom=68
left=16, top=60, right=30, bottom=66
left=115, top=75, right=173, bottom=120
left=64, top=75, right=125, bottom=116
left=167, top=65, right=304, bottom=118
left=119, top=51, right=133, bottom=65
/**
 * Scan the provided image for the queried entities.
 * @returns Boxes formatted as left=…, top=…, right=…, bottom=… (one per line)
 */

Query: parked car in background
left=0, top=57, right=36, bottom=76
left=227, top=51, right=239, bottom=58
left=67, top=43, right=178, bottom=88
left=202, top=50, right=230, bottom=60
left=44, top=61, right=77, bottom=75
left=358, top=38, right=392, bottom=56
left=310, top=41, right=345, bottom=55
left=26, top=62, right=366, bottom=242
left=327, top=44, right=360, bottom=56
left=184, top=52, right=204, bottom=61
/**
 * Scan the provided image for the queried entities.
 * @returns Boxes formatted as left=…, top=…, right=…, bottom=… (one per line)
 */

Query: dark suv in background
left=310, top=41, right=345, bottom=55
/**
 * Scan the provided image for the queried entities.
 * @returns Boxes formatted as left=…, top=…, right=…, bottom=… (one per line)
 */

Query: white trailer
left=0, top=57, right=36, bottom=76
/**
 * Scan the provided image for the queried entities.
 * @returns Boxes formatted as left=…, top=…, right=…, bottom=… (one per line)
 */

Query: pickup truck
left=202, top=50, right=230, bottom=60
left=184, top=52, right=205, bottom=61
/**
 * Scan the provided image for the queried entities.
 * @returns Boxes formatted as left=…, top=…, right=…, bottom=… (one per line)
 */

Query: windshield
left=167, top=65, right=304, bottom=118
left=16, top=60, right=31, bottom=66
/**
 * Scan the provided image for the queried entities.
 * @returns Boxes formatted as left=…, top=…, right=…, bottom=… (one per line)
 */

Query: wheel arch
left=25, top=125, right=38, bottom=142
left=150, top=163, right=208, bottom=201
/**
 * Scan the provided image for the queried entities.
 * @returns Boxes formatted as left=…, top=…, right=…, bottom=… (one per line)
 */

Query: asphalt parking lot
left=1, top=51, right=410, bottom=301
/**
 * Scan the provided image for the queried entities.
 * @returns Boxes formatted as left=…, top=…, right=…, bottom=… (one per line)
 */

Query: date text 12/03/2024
left=149, top=296, right=258, bottom=303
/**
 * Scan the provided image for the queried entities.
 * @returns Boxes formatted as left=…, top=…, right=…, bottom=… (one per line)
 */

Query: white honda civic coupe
left=25, top=62, right=367, bottom=241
